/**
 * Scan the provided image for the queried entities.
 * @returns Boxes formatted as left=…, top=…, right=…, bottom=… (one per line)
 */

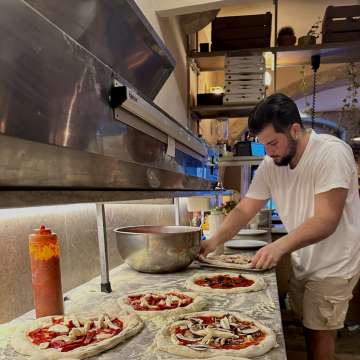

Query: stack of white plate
left=225, top=228, right=268, bottom=249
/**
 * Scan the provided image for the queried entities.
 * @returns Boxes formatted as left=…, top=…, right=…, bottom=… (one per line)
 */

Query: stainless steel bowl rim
left=114, top=225, right=201, bottom=235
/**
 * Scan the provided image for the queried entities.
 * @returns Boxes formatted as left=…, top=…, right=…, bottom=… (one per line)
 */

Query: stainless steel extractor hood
left=0, top=0, right=218, bottom=192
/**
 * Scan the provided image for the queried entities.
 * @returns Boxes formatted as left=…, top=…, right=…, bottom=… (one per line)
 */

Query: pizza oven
left=0, top=0, right=218, bottom=199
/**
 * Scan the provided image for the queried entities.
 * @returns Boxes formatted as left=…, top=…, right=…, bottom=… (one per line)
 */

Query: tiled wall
left=0, top=200, right=183, bottom=323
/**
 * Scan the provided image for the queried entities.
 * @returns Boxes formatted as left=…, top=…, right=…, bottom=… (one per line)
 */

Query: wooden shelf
left=276, top=41, right=360, bottom=66
left=190, top=41, right=360, bottom=71
left=191, top=104, right=255, bottom=119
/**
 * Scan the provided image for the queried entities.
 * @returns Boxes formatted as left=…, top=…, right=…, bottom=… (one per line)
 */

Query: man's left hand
left=251, top=242, right=285, bottom=270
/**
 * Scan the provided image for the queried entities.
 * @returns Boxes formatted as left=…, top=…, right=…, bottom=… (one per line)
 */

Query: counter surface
left=0, top=254, right=286, bottom=359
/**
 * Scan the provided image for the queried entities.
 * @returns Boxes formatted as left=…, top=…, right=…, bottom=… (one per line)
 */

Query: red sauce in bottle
left=29, top=225, right=64, bottom=318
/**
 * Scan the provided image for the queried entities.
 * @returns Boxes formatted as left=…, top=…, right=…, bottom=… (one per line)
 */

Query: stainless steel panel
left=0, top=135, right=211, bottom=189
left=113, top=83, right=207, bottom=157
left=0, top=189, right=229, bottom=209
left=24, top=0, right=175, bottom=100
left=0, top=0, right=112, bottom=154
left=0, top=0, right=213, bottom=191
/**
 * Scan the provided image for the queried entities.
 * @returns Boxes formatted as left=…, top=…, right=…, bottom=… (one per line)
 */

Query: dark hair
left=248, top=93, right=303, bottom=136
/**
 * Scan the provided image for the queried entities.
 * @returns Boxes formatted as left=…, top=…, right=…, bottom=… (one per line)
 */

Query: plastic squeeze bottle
left=29, top=225, right=64, bottom=318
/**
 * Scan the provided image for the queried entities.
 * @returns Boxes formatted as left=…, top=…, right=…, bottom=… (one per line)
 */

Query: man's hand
left=199, top=238, right=218, bottom=258
left=251, top=242, right=285, bottom=270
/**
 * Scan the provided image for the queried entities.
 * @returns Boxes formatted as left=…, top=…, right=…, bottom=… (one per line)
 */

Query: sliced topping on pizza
left=127, top=291, right=193, bottom=311
left=171, top=313, right=265, bottom=350
left=194, top=274, right=254, bottom=289
left=27, top=313, right=124, bottom=352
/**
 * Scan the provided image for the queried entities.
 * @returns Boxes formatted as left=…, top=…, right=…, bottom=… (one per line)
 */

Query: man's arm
left=200, top=197, right=266, bottom=256
left=252, top=187, right=348, bottom=269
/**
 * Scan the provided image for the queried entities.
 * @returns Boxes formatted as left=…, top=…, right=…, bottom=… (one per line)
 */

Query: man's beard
left=272, top=136, right=297, bottom=166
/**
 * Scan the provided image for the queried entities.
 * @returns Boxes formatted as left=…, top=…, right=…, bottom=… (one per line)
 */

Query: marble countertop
left=0, top=257, right=287, bottom=359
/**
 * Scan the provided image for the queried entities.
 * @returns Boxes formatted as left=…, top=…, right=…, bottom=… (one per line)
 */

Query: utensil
left=225, top=239, right=268, bottom=249
left=114, top=226, right=201, bottom=273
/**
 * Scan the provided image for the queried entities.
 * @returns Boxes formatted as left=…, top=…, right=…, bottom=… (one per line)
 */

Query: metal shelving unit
left=191, top=104, right=256, bottom=119
left=187, top=0, right=360, bottom=121
left=189, top=40, right=360, bottom=120
left=190, top=41, right=360, bottom=71
left=219, top=156, right=264, bottom=167
left=218, top=156, right=264, bottom=198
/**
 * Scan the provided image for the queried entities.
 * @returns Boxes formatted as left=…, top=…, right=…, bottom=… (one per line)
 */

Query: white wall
left=154, top=0, right=250, bottom=16
left=134, top=0, right=189, bottom=128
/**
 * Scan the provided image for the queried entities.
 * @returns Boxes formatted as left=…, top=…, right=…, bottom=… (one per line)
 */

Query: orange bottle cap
left=37, top=225, right=52, bottom=236
left=29, top=225, right=57, bottom=242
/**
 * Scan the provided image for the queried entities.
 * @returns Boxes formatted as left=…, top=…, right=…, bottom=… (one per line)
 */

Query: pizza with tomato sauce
left=120, top=290, right=207, bottom=319
left=155, top=311, right=276, bottom=358
left=185, top=272, right=265, bottom=293
left=11, top=312, right=143, bottom=359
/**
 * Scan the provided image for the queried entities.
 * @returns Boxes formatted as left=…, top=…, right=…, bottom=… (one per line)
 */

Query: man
left=201, top=93, right=360, bottom=360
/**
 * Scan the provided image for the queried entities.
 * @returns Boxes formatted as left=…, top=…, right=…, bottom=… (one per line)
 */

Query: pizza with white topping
left=11, top=312, right=143, bottom=359
left=155, top=311, right=276, bottom=358
left=199, top=254, right=255, bottom=270
left=185, top=272, right=265, bottom=293
left=120, top=290, right=207, bottom=319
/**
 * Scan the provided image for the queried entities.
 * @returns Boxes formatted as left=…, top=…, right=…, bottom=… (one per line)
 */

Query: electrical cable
left=311, top=55, right=321, bottom=129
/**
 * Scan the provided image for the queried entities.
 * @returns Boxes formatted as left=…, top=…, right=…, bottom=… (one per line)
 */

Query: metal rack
left=219, top=156, right=264, bottom=198
left=187, top=0, right=360, bottom=120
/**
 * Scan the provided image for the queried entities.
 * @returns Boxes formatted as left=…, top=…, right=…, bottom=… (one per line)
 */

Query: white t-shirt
left=246, top=130, right=360, bottom=280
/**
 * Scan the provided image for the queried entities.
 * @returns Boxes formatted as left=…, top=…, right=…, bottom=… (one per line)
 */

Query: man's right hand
left=199, top=238, right=219, bottom=257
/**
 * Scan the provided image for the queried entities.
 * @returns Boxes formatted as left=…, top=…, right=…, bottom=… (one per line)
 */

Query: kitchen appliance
left=0, top=0, right=217, bottom=196
left=197, top=93, right=224, bottom=106
left=114, top=225, right=201, bottom=273
left=208, top=209, right=225, bottom=255
left=233, top=141, right=265, bottom=156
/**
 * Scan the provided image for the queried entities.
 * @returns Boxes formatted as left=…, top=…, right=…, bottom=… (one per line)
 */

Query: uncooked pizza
left=199, top=254, right=254, bottom=270
left=120, top=290, right=207, bottom=319
left=11, top=312, right=143, bottom=359
left=155, top=311, right=276, bottom=358
left=185, top=272, right=265, bottom=293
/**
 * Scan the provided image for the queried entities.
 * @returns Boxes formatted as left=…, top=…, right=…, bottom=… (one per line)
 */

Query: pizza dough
left=185, top=272, right=266, bottom=293
left=119, top=290, right=207, bottom=319
left=155, top=310, right=276, bottom=358
left=11, top=312, right=143, bottom=359
left=199, top=254, right=254, bottom=270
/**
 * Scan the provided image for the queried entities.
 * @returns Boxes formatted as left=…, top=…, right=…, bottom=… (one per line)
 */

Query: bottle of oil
left=29, top=225, right=64, bottom=318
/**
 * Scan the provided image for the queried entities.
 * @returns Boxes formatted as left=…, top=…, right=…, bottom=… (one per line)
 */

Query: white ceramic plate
left=237, top=229, right=268, bottom=235
left=225, top=239, right=268, bottom=249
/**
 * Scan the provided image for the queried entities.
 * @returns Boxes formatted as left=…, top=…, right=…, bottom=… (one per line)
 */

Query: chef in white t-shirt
left=200, top=93, right=360, bottom=360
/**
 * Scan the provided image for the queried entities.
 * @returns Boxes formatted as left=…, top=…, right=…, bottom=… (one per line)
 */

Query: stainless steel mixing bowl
left=114, top=225, right=201, bottom=273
